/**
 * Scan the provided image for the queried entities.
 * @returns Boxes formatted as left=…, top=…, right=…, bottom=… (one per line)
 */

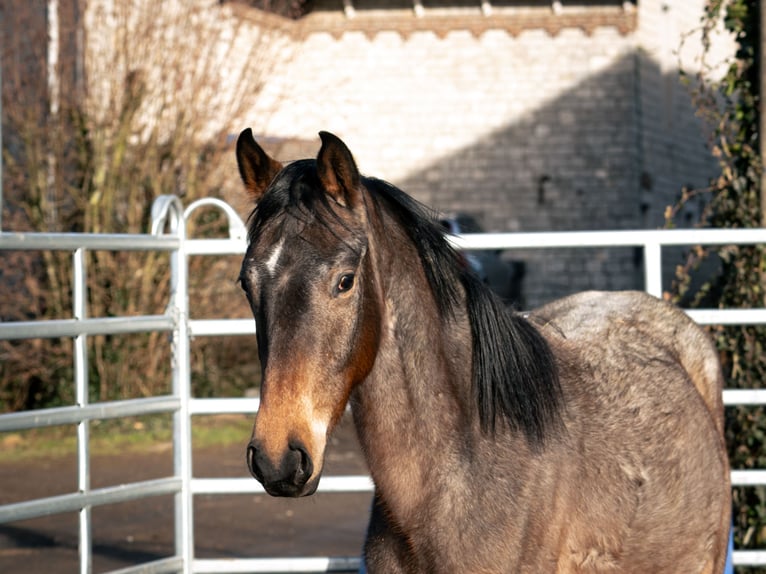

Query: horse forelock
left=246, top=160, right=321, bottom=244
left=246, top=160, right=365, bottom=255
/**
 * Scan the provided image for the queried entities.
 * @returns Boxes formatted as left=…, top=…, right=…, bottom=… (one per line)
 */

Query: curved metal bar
left=150, top=195, right=186, bottom=238
left=183, top=197, right=248, bottom=241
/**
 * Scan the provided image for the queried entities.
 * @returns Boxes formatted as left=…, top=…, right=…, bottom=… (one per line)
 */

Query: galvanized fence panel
left=1, top=195, right=765, bottom=572
left=0, top=196, right=192, bottom=574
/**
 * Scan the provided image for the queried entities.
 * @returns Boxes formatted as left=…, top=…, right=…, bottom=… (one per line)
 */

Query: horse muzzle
left=246, top=438, right=319, bottom=497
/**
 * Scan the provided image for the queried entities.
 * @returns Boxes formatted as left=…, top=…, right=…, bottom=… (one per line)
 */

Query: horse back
left=532, top=290, right=724, bottom=436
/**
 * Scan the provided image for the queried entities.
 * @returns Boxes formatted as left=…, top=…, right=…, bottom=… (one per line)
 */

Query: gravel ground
left=0, top=415, right=372, bottom=573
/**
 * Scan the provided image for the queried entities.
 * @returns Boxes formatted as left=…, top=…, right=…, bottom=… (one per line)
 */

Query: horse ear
left=317, top=131, right=361, bottom=209
left=236, top=128, right=283, bottom=202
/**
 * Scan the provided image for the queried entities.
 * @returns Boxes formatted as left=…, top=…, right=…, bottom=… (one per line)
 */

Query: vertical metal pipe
left=644, top=241, right=663, bottom=298
left=73, top=248, right=91, bottom=574
left=167, top=199, right=193, bottom=573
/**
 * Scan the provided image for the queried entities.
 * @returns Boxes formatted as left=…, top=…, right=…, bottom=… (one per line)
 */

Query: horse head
left=236, top=129, right=382, bottom=497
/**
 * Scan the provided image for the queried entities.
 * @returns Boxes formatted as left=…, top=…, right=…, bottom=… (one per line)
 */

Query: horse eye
left=337, top=274, right=355, bottom=293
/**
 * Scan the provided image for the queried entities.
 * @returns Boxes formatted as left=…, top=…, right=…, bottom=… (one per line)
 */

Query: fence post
left=73, top=247, right=92, bottom=574
left=152, top=195, right=194, bottom=573
left=643, top=241, right=663, bottom=298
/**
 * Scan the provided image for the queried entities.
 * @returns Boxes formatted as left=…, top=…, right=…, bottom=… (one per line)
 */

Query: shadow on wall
left=398, top=52, right=717, bottom=308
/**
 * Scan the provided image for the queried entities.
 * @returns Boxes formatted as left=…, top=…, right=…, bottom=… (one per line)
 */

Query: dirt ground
left=0, top=415, right=372, bottom=573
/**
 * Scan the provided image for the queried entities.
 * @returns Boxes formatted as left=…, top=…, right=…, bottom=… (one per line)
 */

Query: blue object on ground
left=724, top=523, right=734, bottom=574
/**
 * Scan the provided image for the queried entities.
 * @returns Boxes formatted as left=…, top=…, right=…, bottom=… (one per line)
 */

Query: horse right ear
left=236, top=128, right=283, bottom=202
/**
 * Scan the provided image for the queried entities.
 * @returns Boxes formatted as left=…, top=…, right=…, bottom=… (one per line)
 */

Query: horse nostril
left=246, top=442, right=263, bottom=482
left=290, top=442, right=313, bottom=482
left=247, top=438, right=315, bottom=494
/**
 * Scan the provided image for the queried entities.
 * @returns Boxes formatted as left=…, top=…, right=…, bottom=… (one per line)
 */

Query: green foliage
left=669, top=0, right=766, bottom=563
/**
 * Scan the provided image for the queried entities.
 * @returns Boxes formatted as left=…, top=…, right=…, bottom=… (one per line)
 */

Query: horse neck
left=350, top=206, right=477, bottom=510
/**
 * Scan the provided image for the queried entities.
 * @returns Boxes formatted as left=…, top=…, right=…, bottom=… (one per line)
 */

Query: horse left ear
left=236, top=128, right=284, bottom=203
left=317, top=131, right=361, bottom=209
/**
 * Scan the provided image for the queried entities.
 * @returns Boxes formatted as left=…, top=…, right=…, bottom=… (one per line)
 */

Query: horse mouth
left=261, top=476, right=320, bottom=498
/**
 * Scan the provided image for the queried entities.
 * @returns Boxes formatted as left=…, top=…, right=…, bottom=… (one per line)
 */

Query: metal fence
left=1, top=194, right=765, bottom=573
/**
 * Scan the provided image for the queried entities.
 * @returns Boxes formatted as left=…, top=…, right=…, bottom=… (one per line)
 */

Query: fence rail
left=1, top=195, right=765, bottom=573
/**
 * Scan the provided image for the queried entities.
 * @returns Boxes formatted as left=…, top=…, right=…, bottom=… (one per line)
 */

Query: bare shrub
left=1, top=0, right=281, bottom=408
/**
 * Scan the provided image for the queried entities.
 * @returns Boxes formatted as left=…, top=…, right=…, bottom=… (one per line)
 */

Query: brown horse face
left=236, top=130, right=381, bottom=497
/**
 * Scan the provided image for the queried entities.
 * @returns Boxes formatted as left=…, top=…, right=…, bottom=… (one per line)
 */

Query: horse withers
left=235, top=128, right=731, bottom=573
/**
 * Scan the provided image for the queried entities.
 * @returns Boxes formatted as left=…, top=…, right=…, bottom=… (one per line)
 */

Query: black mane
left=247, top=160, right=331, bottom=243
left=247, top=160, right=563, bottom=446
left=367, top=177, right=563, bottom=446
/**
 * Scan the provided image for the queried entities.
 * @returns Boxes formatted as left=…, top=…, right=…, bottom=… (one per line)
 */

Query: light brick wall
left=79, top=0, right=728, bottom=307
left=254, top=25, right=637, bottom=200
left=240, top=1, right=731, bottom=306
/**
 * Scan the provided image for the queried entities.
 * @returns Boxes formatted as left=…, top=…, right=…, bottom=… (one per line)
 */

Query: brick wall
left=243, top=2, right=729, bottom=306
left=80, top=0, right=729, bottom=307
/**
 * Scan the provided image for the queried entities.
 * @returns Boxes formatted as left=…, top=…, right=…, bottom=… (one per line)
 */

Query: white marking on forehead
left=264, top=238, right=285, bottom=276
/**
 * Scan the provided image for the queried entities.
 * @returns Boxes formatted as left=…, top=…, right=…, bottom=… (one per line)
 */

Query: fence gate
left=1, top=195, right=765, bottom=573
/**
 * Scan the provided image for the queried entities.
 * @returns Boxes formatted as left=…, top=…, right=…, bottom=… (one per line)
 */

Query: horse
left=235, top=128, right=731, bottom=573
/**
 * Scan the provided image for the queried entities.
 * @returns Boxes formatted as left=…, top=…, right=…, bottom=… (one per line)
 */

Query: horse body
left=354, top=240, right=728, bottom=572
left=234, top=129, right=731, bottom=573
left=533, top=291, right=729, bottom=572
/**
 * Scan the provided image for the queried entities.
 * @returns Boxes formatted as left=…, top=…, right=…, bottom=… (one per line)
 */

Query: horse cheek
left=351, top=287, right=382, bottom=386
left=328, top=293, right=381, bottom=429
